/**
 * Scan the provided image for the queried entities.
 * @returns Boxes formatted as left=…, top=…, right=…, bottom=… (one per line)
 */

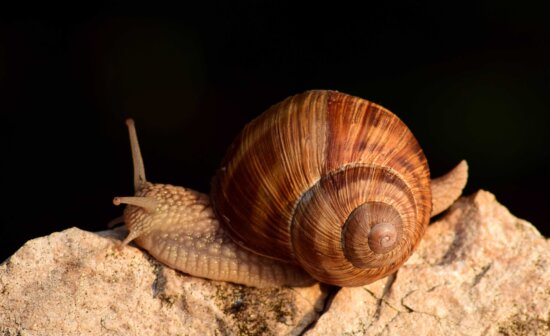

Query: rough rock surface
left=308, top=191, right=550, bottom=336
left=0, top=190, right=548, bottom=335
left=0, top=228, right=327, bottom=335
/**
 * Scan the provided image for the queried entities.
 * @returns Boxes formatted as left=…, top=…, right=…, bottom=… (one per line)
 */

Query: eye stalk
left=112, top=118, right=158, bottom=246
left=125, top=119, right=147, bottom=192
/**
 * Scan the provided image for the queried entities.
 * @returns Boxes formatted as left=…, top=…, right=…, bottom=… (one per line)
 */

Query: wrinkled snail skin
left=113, top=90, right=468, bottom=288
left=430, top=160, right=468, bottom=217
left=118, top=183, right=315, bottom=288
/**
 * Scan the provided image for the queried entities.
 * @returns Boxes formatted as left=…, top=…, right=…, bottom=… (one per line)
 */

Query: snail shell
left=113, top=90, right=468, bottom=288
left=211, top=90, right=431, bottom=286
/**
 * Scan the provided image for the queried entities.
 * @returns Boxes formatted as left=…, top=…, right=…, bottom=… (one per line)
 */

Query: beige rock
left=307, top=191, right=550, bottom=336
left=0, top=190, right=548, bottom=335
left=0, top=228, right=327, bottom=335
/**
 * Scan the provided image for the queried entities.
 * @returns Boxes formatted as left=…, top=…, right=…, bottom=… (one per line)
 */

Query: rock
left=0, top=228, right=327, bottom=335
left=0, top=190, right=548, bottom=335
left=307, top=191, right=550, bottom=336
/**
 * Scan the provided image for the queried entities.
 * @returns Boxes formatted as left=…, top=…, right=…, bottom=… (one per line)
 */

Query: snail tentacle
left=126, top=118, right=147, bottom=192
left=113, top=196, right=159, bottom=212
left=107, top=215, right=125, bottom=228
left=112, top=195, right=159, bottom=245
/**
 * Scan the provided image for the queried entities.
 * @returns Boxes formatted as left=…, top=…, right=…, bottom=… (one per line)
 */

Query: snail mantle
left=1, top=190, right=548, bottom=335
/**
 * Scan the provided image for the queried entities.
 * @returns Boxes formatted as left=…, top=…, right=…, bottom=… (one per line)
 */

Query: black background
left=2, top=1, right=549, bottom=261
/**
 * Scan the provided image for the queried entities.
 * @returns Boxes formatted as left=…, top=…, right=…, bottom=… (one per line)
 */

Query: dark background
left=2, top=2, right=549, bottom=261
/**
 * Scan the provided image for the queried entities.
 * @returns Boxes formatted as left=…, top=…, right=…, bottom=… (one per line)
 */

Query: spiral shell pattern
left=211, top=90, right=431, bottom=286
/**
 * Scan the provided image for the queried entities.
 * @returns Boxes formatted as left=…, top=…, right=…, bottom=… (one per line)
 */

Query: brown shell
left=211, top=90, right=431, bottom=286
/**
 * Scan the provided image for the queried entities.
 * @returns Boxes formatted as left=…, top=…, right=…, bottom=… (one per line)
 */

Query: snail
left=112, top=90, right=468, bottom=288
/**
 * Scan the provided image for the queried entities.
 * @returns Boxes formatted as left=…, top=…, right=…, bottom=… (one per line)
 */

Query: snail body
left=113, top=90, right=468, bottom=287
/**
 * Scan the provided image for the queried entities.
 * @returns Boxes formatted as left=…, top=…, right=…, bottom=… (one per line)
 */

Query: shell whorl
left=211, top=90, right=431, bottom=286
